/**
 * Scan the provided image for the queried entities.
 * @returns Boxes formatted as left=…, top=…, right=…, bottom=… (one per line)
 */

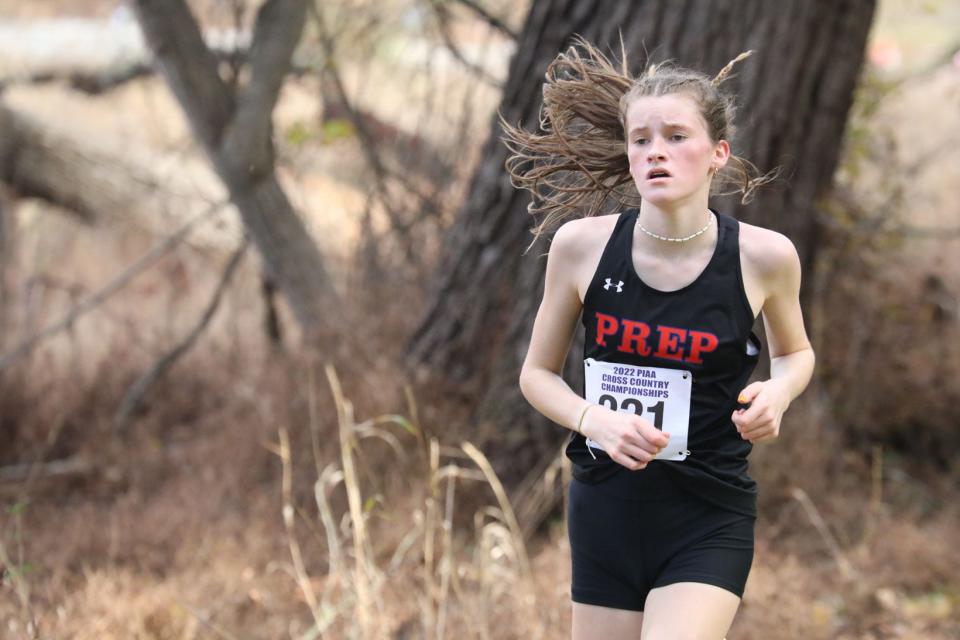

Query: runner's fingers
left=732, top=407, right=759, bottom=428
left=737, top=411, right=774, bottom=434
left=617, top=432, right=642, bottom=452
left=614, top=453, right=648, bottom=471
left=731, top=411, right=744, bottom=428
left=739, top=421, right=770, bottom=438
left=743, top=424, right=778, bottom=442
left=738, top=400, right=768, bottom=424
left=638, top=437, right=664, bottom=455
left=620, top=444, right=655, bottom=463
left=748, top=430, right=778, bottom=444
left=631, top=418, right=669, bottom=443
left=622, top=431, right=663, bottom=455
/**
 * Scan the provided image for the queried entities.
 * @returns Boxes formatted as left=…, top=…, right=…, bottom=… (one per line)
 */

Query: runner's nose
left=647, top=143, right=666, bottom=162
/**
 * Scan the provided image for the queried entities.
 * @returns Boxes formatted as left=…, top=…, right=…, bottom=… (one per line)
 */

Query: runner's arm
left=733, top=232, right=814, bottom=441
left=760, top=233, right=815, bottom=408
left=518, top=221, right=591, bottom=433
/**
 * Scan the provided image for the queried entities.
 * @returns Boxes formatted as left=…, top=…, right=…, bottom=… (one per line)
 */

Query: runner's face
left=624, top=94, right=727, bottom=206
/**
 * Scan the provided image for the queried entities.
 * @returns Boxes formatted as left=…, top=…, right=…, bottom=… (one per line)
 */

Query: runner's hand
left=581, top=407, right=670, bottom=471
left=731, top=380, right=791, bottom=444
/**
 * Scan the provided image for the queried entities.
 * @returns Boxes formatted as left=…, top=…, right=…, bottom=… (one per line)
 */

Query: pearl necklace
left=637, top=210, right=714, bottom=243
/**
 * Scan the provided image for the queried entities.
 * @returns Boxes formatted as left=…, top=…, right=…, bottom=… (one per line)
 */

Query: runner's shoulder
left=737, top=220, right=801, bottom=285
left=552, top=213, right=620, bottom=259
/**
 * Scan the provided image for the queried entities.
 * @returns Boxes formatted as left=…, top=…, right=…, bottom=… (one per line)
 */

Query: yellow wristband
left=576, top=403, right=593, bottom=435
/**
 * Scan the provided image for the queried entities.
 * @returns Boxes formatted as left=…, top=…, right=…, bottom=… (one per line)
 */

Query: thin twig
left=278, top=427, right=327, bottom=633
left=435, top=471, right=457, bottom=640
left=887, top=223, right=960, bottom=239
left=113, top=237, right=249, bottom=430
left=0, top=202, right=227, bottom=371
left=430, top=1, right=503, bottom=87
left=422, top=438, right=440, bottom=636
left=450, top=0, right=517, bottom=40
left=0, top=457, right=95, bottom=482
left=309, top=0, right=439, bottom=232
left=790, top=487, right=858, bottom=580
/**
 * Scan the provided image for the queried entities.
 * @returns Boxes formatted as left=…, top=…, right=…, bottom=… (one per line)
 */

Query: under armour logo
left=603, top=278, right=624, bottom=293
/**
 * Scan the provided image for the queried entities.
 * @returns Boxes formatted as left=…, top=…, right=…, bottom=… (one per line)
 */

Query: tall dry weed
left=272, top=361, right=552, bottom=640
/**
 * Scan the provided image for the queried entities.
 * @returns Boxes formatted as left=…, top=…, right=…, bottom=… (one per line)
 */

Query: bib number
left=583, top=358, right=692, bottom=461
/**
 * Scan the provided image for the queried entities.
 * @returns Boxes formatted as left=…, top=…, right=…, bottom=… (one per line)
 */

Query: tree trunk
left=404, top=0, right=876, bottom=504
left=132, top=0, right=343, bottom=339
left=0, top=183, right=7, bottom=339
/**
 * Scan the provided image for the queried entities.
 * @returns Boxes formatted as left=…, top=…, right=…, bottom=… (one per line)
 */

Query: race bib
left=583, top=358, right=692, bottom=461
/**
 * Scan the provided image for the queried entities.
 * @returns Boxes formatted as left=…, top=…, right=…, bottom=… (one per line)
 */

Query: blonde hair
left=500, top=36, right=777, bottom=251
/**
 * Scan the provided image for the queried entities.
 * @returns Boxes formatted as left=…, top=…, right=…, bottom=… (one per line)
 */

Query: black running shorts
left=567, top=461, right=755, bottom=612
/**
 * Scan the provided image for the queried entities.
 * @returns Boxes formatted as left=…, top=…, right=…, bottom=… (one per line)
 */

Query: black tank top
left=565, top=207, right=763, bottom=517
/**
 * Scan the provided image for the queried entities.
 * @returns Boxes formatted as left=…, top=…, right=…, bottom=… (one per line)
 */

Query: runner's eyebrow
left=628, top=123, right=691, bottom=135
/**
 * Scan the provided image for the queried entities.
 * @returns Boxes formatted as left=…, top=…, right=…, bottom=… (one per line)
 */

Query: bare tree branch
left=0, top=185, right=8, bottom=333
left=133, top=0, right=343, bottom=337
left=0, top=457, right=97, bottom=482
left=310, top=0, right=446, bottom=267
left=430, top=1, right=503, bottom=88
left=114, top=237, right=249, bottom=430
left=133, top=0, right=235, bottom=151
left=310, top=4, right=391, bottom=193
left=0, top=103, right=223, bottom=226
left=886, top=223, right=960, bottom=239
left=221, top=0, right=307, bottom=178
left=449, top=0, right=517, bottom=40
left=5, top=47, right=316, bottom=96
left=0, top=202, right=226, bottom=371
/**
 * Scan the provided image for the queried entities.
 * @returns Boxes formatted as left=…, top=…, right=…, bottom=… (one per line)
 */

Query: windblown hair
left=500, top=36, right=777, bottom=251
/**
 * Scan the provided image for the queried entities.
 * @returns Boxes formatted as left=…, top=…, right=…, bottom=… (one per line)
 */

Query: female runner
left=512, top=39, right=816, bottom=639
